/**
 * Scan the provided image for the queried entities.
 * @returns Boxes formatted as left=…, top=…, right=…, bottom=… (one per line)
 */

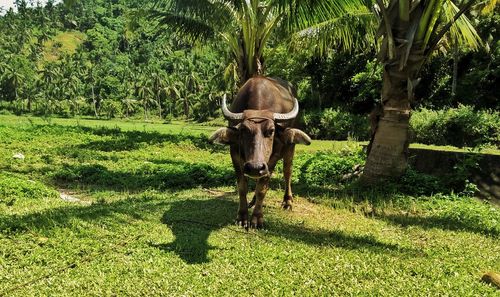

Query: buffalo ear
left=281, top=128, right=311, bottom=145
left=209, top=127, right=239, bottom=145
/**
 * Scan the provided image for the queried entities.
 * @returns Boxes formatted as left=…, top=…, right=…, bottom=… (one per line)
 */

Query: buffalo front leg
left=282, top=144, right=295, bottom=210
left=251, top=177, right=270, bottom=229
left=231, top=147, right=249, bottom=228
left=235, top=175, right=249, bottom=228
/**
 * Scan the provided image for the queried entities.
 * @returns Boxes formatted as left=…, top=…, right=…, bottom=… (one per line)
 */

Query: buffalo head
left=210, top=95, right=311, bottom=179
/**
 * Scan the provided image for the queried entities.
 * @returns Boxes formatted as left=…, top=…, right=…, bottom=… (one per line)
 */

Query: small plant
left=0, top=173, right=58, bottom=205
left=297, top=149, right=365, bottom=187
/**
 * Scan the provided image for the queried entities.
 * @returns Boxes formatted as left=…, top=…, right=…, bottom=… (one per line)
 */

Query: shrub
left=296, top=149, right=365, bottom=187
left=302, top=108, right=370, bottom=141
left=410, top=105, right=500, bottom=148
left=399, top=169, right=445, bottom=196
left=101, top=100, right=123, bottom=119
left=0, top=109, right=12, bottom=115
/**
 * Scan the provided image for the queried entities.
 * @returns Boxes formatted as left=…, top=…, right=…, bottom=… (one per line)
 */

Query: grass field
left=0, top=115, right=499, bottom=296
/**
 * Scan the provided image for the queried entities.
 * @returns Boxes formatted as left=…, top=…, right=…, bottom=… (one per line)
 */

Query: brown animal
left=210, top=77, right=311, bottom=228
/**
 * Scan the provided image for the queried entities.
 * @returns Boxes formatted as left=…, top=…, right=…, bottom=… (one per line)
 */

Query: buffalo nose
left=243, top=162, right=269, bottom=178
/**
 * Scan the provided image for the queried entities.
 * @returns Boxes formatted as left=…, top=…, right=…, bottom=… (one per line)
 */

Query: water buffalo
left=210, top=77, right=311, bottom=228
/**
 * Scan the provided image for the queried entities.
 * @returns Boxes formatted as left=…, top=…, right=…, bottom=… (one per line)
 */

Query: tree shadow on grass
left=0, top=196, right=172, bottom=235
left=1, top=191, right=418, bottom=266
left=49, top=160, right=235, bottom=192
left=73, top=126, right=224, bottom=153
left=21, top=124, right=220, bottom=152
left=154, top=197, right=418, bottom=265
left=374, top=212, right=500, bottom=237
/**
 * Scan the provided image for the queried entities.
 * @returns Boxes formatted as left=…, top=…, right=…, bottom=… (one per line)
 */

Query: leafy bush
left=399, top=169, right=445, bottom=196
left=410, top=106, right=500, bottom=148
left=0, top=109, right=12, bottom=115
left=302, top=108, right=370, bottom=140
left=101, top=100, right=123, bottom=119
left=296, top=149, right=365, bottom=187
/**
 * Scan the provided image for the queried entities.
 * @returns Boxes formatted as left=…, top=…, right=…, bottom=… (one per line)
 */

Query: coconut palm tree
left=361, top=0, right=482, bottom=182
left=150, top=0, right=370, bottom=86
left=136, top=72, right=155, bottom=121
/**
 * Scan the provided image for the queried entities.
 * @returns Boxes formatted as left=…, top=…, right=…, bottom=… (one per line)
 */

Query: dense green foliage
left=0, top=0, right=229, bottom=121
left=0, top=116, right=499, bottom=296
left=0, top=1, right=498, bottom=146
left=301, top=107, right=370, bottom=140
left=410, top=105, right=500, bottom=148
left=298, top=106, right=499, bottom=148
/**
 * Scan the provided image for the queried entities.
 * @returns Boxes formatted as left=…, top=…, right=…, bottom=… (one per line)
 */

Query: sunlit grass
left=0, top=115, right=499, bottom=296
left=42, top=31, right=87, bottom=62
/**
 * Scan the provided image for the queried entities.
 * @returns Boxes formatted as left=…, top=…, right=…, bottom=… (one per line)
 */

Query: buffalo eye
left=239, top=125, right=248, bottom=132
left=264, top=128, right=275, bottom=138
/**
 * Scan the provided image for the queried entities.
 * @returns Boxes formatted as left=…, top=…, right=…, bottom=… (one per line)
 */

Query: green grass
left=0, top=115, right=499, bottom=296
left=43, top=31, right=86, bottom=62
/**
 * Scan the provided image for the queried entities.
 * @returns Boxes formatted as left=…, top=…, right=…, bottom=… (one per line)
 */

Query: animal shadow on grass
left=155, top=197, right=415, bottom=265
left=154, top=196, right=238, bottom=264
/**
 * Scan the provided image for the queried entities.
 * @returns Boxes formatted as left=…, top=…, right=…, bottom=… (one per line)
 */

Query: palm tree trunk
left=157, top=95, right=162, bottom=119
left=14, top=87, right=18, bottom=113
left=183, top=97, right=189, bottom=118
left=362, top=64, right=414, bottom=182
left=452, top=37, right=459, bottom=98
left=92, top=85, right=98, bottom=118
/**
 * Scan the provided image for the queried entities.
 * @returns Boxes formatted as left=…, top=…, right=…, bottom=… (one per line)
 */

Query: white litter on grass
left=60, top=192, right=82, bottom=203
left=13, top=153, right=25, bottom=160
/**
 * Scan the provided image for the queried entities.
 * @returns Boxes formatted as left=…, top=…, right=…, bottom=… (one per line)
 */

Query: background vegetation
left=0, top=0, right=498, bottom=148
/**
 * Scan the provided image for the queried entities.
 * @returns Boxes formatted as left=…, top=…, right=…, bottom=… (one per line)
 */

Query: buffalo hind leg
left=251, top=177, right=270, bottom=229
left=282, top=144, right=295, bottom=210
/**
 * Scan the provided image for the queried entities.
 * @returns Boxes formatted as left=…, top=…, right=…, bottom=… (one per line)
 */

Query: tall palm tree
left=150, top=68, right=167, bottom=119
left=361, top=0, right=482, bottom=182
left=3, top=63, right=25, bottom=109
left=151, top=0, right=369, bottom=86
left=161, top=75, right=182, bottom=118
left=136, top=72, right=154, bottom=121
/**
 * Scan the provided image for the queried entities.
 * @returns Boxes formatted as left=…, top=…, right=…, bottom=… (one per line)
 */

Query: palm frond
left=151, top=11, right=216, bottom=41
left=291, top=10, right=376, bottom=55
left=152, top=0, right=239, bottom=39
left=273, top=0, right=370, bottom=32
left=440, top=0, right=482, bottom=51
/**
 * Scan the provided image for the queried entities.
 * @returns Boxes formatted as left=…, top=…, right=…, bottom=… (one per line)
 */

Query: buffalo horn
left=221, top=94, right=244, bottom=120
left=274, top=98, right=299, bottom=121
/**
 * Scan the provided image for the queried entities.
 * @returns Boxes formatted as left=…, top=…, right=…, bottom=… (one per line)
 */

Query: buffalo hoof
left=236, top=211, right=249, bottom=229
left=250, top=212, right=264, bottom=229
left=282, top=195, right=293, bottom=211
